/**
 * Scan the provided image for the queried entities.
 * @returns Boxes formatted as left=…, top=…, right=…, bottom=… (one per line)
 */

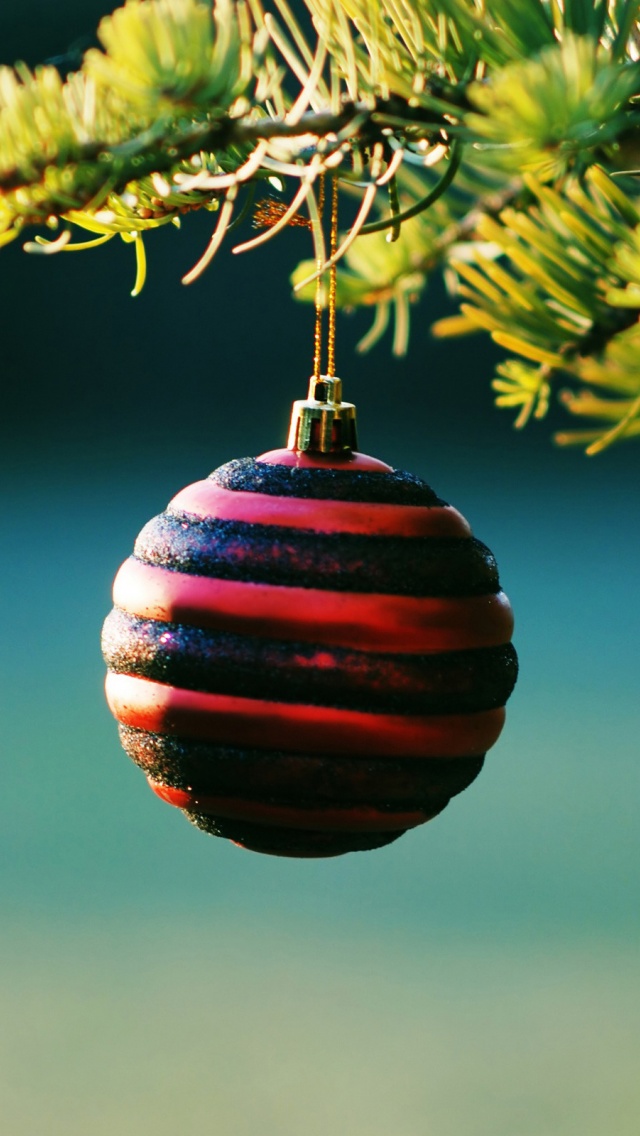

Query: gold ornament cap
left=287, top=375, right=358, bottom=454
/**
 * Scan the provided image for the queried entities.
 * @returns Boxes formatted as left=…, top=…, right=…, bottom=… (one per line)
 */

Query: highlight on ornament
left=102, top=375, right=518, bottom=858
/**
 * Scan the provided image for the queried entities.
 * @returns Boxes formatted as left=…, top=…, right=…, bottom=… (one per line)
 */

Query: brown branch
left=0, top=96, right=454, bottom=197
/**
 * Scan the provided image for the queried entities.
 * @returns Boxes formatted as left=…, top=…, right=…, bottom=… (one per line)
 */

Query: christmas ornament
left=102, top=373, right=517, bottom=858
left=103, top=175, right=516, bottom=857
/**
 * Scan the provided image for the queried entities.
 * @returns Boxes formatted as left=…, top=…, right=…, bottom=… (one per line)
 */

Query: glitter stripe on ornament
left=134, top=515, right=498, bottom=596
left=119, top=726, right=486, bottom=808
left=168, top=480, right=472, bottom=537
left=112, top=559, right=514, bottom=653
left=103, top=610, right=518, bottom=715
left=105, top=672, right=506, bottom=757
left=211, top=457, right=446, bottom=502
left=147, top=780, right=438, bottom=832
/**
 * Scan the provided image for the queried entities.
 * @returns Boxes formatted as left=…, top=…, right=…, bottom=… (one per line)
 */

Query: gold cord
left=327, top=174, right=339, bottom=378
left=313, top=174, right=325, bottom=379
left=290, top=177, right=355, bottom=453
left=312, top=174, right=339, bottom=380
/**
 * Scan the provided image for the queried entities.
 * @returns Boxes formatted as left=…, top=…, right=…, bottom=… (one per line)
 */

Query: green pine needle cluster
left=0, top=0, right=265, bottom=237
left=3, top=0, right=640, bottom=450
left=433, top=166, right=640, bottom=452
left=85, top=0, right=253, bottom=113
left=466, top=34, right=640, bottom=180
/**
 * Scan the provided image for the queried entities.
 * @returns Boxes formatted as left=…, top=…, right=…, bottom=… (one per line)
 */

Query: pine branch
left=434, top=167, right=640, bottom=452
left=3, top=0, right=640, bottom=450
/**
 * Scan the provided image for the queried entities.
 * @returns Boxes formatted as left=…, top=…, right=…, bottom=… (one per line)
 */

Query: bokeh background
left=1, top=4, right=639, bottom=1134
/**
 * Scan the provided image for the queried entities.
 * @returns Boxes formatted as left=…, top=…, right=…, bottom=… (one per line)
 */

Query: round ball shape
left=102, top=448, right=517, bottom=857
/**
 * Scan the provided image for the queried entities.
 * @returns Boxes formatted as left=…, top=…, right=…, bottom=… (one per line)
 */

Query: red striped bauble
left=102, top=433, right=517, bottom=858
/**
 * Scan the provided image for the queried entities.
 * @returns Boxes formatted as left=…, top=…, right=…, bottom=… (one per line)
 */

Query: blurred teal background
left=1, top=4, right=640, bottom=1134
